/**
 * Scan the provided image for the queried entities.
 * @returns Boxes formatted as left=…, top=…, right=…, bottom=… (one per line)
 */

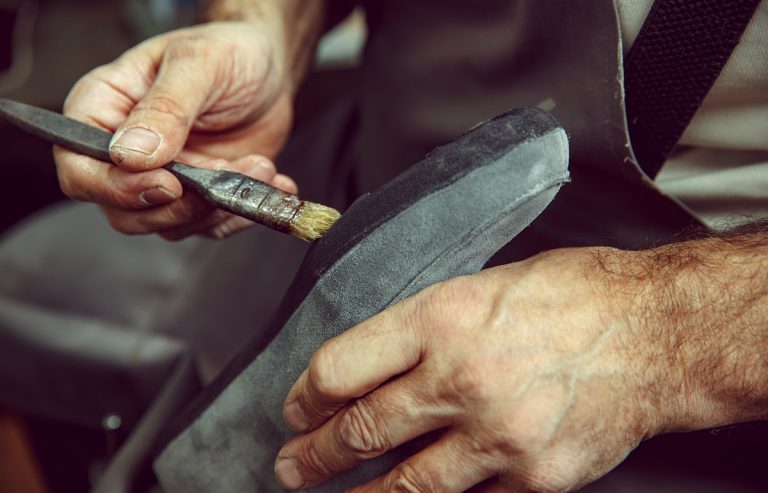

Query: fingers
left=157, top=169, right=296, bottom=240
left=62, top=59, right=152, bottom=132
left=54, top=147, right=181, bottom=210
left=272, top=173, right=299, bottom=195
left=348, top=433, right=497, bottom=493
left=275, top=368, right=453, bottom=489
left=158, top=209, right=249, bottom=241
left=99, top=155, right=283, bottom=237
left=283, top=297, right=427, bottom=433
left=56, top=59, right=179, bottom=209
left=108, top=37, right=225, bottom=171
left=102, top=192, right=212, bottom=236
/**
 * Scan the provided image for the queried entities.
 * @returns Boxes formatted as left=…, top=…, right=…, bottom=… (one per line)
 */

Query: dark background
left=0, top=0, right=198, bottom=238
left=0, top=1, right=186, bottom=490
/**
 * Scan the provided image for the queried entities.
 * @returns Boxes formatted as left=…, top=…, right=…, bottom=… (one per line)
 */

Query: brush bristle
left=290, top=201, right=341, bottom=241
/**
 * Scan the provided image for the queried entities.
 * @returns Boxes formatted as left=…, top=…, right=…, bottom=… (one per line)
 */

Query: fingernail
left=212, top=161, right=233, bottom=172
left=253, top=159, right=275, bottom=172
left=242, top=159, right=274, bottom=176
left=111, top=127, right=161, bottom=155
left=140, top=186, right=177, bottom=206
left=284, top=401, right=310, bottom=432
left=275, top=458, right=304, bottom=490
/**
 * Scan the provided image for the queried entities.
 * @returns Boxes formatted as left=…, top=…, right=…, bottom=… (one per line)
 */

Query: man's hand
left=54, top=0, right=326, bottom=239
left=276, top=236, right=768, bottom=491
left=275, top=248, right=665, bottom=491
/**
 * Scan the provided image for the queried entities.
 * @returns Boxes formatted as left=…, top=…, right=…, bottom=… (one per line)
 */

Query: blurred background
left=0, top=1, right=364, bottom=491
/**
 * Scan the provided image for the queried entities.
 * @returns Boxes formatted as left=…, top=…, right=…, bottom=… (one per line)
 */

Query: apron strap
left=624, top=0, right=761, bottom=179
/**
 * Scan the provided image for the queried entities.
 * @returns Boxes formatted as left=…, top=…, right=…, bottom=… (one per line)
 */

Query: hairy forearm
left=660, top=227, right=768, bottom=430
left=201, top=0, right=326, bottom=91
left=598, top=225, right=768, bottom=434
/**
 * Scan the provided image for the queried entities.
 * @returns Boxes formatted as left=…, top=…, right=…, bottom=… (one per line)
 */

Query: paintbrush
left=0, top=98, right=340, bottom=241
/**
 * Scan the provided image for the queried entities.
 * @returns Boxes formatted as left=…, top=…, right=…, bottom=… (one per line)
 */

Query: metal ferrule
left=226, top=176, right=302, bottom=232
left=163, top=164, right=304, bottom=233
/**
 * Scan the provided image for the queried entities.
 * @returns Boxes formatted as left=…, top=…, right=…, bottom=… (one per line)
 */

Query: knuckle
left=493, top=396, right=566, bottom=456
left=103, top=183, right=134, bottom=210
left=165, top=36, right=240, bottom=83
left=244, top=154, right=272, bottom=169
left=161, top=197, right=211, bottom=226
left=307, top=346, right=346, bottom=401
left=205, top=226, right=229, bottom=240
left=57, top=172, right=83, bottom=201
left=491, top=419, right=545, bottom=459
left=206, top=217, right=247, bottom=239
left=435, top=275, right=479, bottom=303
left=415, top=283, right=451, bottom=326
left=338, top=398, right=390, bottom=456
left=387, top=462, right=434, bottom=493
left=166, top=36, right=214, bottom=60
left=295, top=439, right=334, bottom=479
left=104, top=212, right=144, bottom=235
left=132, top=91, right=190, bottom=127
left=68, top=62, right=110, bottom=89
left=446, top=361, right=494, bottom=407
left=203, top=158, right=228, bottom=171
left=520, top=458, right=576, bottom=493
left=82, top=64, right=113, bottom=85
left=413, top=276, right=480, bottom=334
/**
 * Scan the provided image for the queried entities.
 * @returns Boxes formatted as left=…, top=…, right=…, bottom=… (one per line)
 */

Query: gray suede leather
left=154, top=108, right=570, bottom=491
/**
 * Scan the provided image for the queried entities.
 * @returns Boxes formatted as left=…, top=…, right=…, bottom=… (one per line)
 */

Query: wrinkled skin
left=54, top=22, right=297, bottom=239
left=275, top=248, right=675, bottom=492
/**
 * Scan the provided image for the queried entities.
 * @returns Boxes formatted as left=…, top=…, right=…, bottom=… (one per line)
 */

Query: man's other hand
left=275, top=248, right=676, bottom=492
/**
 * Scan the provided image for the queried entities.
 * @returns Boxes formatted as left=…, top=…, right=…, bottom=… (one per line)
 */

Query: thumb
left=109, top=45, right=218, bottom=170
